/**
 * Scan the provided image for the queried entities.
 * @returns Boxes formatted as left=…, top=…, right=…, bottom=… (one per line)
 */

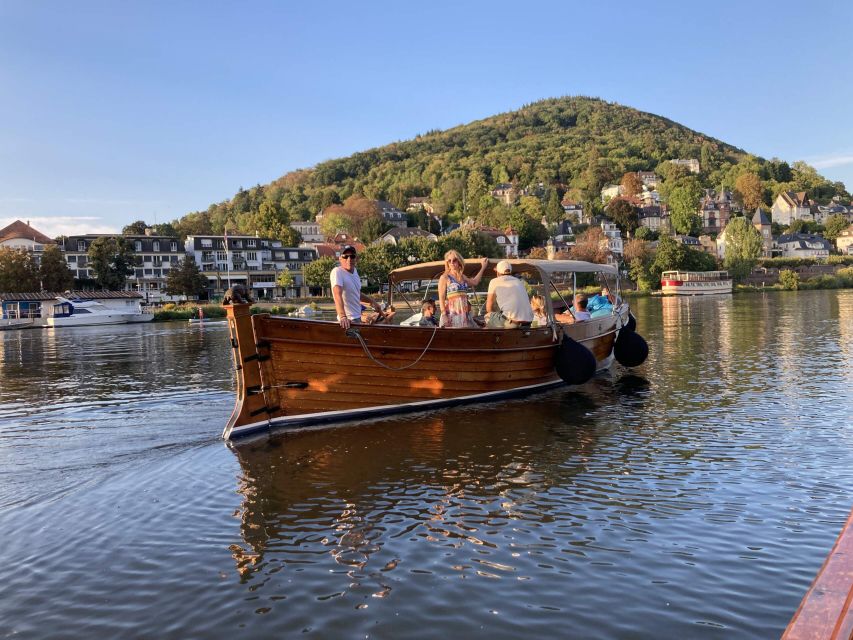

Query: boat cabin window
left=75, top=308, right=91, bottom=314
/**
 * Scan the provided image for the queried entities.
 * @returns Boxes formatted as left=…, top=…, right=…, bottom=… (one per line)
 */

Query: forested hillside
left=166, top=96, right=848, bottom=241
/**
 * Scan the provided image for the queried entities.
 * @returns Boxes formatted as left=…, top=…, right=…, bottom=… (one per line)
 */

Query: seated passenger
left=485, top=261, right=534, bottom=328
left=587, top=287, right=614, bottom=314
left=530, top=294, right=548, bottom=327
left=418, top=299, right=439, bottom=327
left=556, top=294, right=591, bottom=324
left=572, top=294, right=591, bottom=322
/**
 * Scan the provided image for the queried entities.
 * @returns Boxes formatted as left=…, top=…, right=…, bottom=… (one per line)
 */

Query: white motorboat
left=46, top=298, right=133, bottom=327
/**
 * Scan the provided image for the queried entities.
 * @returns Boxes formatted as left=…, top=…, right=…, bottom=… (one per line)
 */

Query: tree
left=466, top=170, right=488, bottom=217
left=358, top=244, right=405, bottom=286
left=570, top=227, right=608, bottom=264
left=122, top=220, right=148, bottom=235
left=620, top=172, right=643, bottom=197
left=0, top=248, right=40, bottom=292
left=320, top=211, right=354, bottom=239
left=634, top=226, right=657, bottom=241
left=668, top=185, right=702, bottom=235
left=359, top=216, right=390, bottom=243
left=150, top=222, right=178, bottom=238
left=779, top=269, right=799, bottom=290
left=165, top=257, right=209, bottom=298
left=606, top=198, right=639, bottom=235
left=303, top=256, right=338, bottom=294
left=623, top=239, right=655, bottom=291
left=276, top=267, right=294, bottom=291
left=723, top=216, right=763, bottom=281
left=544, top=189, right=565, bottom=225
left=649, top=235, right=717, bottom=287
left=88, top=237, right=135, bottom=290
left=735, top=173, right=764, bottom=210
left=824, top=214, right=849, bottom=243
left=39, top=245, right=74, bottom=291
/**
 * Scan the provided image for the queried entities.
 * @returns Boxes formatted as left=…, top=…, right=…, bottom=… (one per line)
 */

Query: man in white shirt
left=485, top=260, right=534, bottom=328
left=330, top=246, right=382, bottom=330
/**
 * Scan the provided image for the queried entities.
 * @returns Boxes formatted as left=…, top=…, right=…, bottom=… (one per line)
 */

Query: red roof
left=0, top=220, right=55, bottom=245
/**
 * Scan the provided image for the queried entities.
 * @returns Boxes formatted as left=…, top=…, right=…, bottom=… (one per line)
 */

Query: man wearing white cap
left=485, top=260, right=534, bottom=329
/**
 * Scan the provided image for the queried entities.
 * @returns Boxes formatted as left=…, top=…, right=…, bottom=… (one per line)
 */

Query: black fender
left=555, top=336, right=597, bottom=385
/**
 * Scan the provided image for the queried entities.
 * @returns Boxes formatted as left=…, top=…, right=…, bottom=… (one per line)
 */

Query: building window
left=201, top=239, right=213, bottom=248
left=247, top=251, right=257, bottom=261
left=288, top=251, right=299, bottom=259
left=216, top=251, right=227, bottom=261
left=170, top=242, right=178, bottom=252
left=153, top=241, right=160, bottom=252
left=247, top=239, right=256, bottom=247
left=67, top=255, right=77, bottom=262
left=135, top=241, right=142, bottom=251
left=77, top=240, right=86, bottom=251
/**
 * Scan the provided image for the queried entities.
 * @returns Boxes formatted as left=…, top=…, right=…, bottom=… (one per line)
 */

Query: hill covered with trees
left=167, top=96, right=849, bottom=241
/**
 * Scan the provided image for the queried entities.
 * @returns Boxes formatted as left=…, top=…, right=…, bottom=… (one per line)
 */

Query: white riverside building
left=62, top=233, right=184, bottom=303
left=184, top=235, right=317, bottom=298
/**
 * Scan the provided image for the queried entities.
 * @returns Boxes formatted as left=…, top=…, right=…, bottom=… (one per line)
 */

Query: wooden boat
left=660, top=270, right=733, bottom=295
left=223, top=258, right=648, bottom=440
left=782, top=507, right=853, bottom=639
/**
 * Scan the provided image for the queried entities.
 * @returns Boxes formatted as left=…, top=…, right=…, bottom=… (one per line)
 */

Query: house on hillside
left=560, top=200, right=584, bottom=222
left=772, top=191, right=812, bottom=226
left=636, top=171, right=660, bottom=188
left=0, top=220, right=55, bottom=267
left=699, top=189, right=736, bottom=234
left=835, top=225, right=853, bottom=255
left=668, top=158, right=700, bottom=174
left=638, top=205, right=666, bottom=232
left=601, top=222, right=623, bottom=265
left=374, top=227, right=437, bottom=246
left=753, top=207, right=773, bottom=257
left=290, top=220, right=323, bottom=243
left=813, top=201, right=850, bottom=224
left=773, top=233, right=831, bottom=259
left=406, top=197, right=434, bottom=214
left=600, top=184, right=622, bottom=203
left=638, top=187, right=660, bottom=206
left=472, top=225, right=519, bottom=258
left=491, top=183, right=518, bottom=205
left=376, top=201, right=407, bottom=229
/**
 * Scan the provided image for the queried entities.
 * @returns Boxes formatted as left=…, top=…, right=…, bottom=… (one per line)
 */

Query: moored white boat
left=47, top=297, right=133, bottom=327
left=223, top=258, right=649, bottom=440
left=660, top=270, right=733, bottom=295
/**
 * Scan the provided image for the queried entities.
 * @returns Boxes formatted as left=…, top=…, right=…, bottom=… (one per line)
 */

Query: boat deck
left=782, top=507, right=853, bottom=639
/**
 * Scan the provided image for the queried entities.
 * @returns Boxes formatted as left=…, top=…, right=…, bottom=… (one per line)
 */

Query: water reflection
left=228, top=391, right=609, bottom=592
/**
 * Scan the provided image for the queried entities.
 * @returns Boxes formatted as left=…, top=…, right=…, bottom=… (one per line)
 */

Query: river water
left=1, top=290, right=852, bottom=639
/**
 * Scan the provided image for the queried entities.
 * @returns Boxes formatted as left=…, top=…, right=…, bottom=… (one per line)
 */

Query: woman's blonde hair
left=443, top=249, right=465, bottom=272
left=531, top=294, right=545, bottom=314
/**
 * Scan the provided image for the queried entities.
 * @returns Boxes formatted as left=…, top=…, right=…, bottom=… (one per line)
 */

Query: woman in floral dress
left=437, top=250, right=488, bottom=328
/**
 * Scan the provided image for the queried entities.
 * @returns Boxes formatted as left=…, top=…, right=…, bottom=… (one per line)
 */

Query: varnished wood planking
left=782, top=507, right=853, bottom=640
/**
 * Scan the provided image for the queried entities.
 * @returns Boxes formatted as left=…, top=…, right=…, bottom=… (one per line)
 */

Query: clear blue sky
left=2, top=0, right=852, bottom=238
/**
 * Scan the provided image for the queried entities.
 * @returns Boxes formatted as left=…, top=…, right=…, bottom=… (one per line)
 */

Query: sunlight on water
left=1, top=292, right=852, bottom=638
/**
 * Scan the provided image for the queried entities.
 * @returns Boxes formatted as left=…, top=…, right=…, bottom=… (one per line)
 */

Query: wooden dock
left=782, top=507, right=853, bottom=640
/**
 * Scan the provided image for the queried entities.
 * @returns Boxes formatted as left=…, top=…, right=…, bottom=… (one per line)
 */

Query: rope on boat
left=345, top=324, right=440, bottom=371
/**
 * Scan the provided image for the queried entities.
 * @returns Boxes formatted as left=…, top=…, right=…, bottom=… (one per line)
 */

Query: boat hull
left=661, top=281, right=733, bottom=295
left=46, top=313, right=132, bottom=327
left=224, top=304, right=625, bottom=439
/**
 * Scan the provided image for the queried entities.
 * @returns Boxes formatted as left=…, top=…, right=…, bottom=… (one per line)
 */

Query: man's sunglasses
left=341, top=254, right=356, bottom=260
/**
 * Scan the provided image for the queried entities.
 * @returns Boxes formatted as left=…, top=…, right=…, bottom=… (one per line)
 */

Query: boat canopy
left=388, top=259, right=617, bottom=285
